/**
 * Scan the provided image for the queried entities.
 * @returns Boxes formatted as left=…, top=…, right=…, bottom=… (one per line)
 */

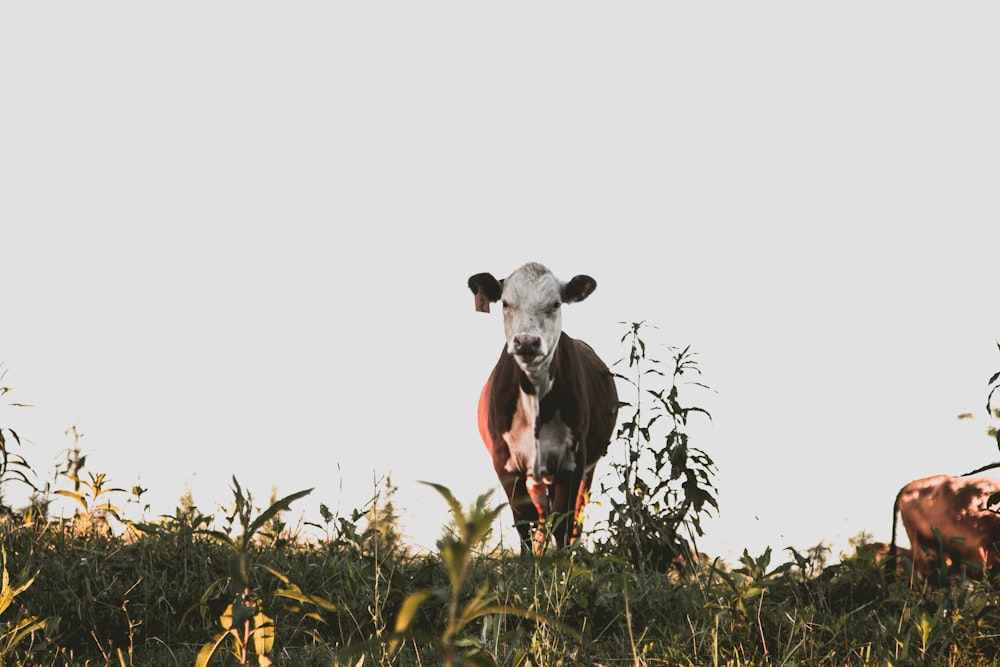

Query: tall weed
left=597, top=321, right=717, bottom=572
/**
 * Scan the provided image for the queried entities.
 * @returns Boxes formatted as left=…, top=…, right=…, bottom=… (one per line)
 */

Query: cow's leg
left=526, top=476, right=553, bottom=553
left=549, top=467, right=588, bottom=548
left=562, top=464, right=597, bottom=547
left=970, top=546, right=990, bottom=579
left=548, top=482, right=571, bottom=548
left=907, top=527, right=931, bottom=577
left=568, top=472, right=595, bottom=545
left=497, top=472, right=538, bottom=552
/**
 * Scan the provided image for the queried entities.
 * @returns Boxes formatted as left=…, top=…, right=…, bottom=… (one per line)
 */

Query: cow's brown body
left=477, top=332, right=618, bottom=549
left=890, top=474, right=1000, bottom=580
left=469, top=263, right=618, bottom=552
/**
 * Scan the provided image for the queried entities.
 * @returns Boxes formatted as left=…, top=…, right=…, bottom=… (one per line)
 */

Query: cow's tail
left=889, top=489, right=902, bottom=563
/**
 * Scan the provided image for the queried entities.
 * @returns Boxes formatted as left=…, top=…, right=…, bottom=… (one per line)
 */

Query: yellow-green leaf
left=252, top=612, right=274, bottom=656
left=388, top=589, right=434, bottom=656
left=393, top=590, right=433, bottom=635
left=194, top=629, right=235, bottom=667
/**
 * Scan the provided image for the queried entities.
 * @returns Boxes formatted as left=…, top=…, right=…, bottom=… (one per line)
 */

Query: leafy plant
left=54, top=470, right=126, bottom=534
left=387, top=482, right=580, bottom=667
left=189, top=477, right=335, bottom=667
left=964, top=341, right=1000, bottom=502
left=986, top=340, right=1000, bottom=445
left=0, top=365, right=38, bottom=509
left=0, top=544, right=47, bottom=658
left=598, top=321, right=718, bottom=572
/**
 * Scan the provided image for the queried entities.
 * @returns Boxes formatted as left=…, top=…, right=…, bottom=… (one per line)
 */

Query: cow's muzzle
left=512, top=334, right=542, bottom=357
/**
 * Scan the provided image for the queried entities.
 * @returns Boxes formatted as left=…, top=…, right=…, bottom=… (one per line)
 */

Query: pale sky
left=3, top=4, right=1000, bottom=565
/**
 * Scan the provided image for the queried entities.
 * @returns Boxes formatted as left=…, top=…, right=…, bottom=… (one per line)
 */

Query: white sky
left=3, top=3, right=1000, bottom=565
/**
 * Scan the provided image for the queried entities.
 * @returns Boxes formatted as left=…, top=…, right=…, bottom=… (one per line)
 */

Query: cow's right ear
left=468, top=273, right=503, bottom=313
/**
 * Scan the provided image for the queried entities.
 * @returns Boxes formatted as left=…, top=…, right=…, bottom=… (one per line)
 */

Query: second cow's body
left=891, top=474, right=1000, bottom=580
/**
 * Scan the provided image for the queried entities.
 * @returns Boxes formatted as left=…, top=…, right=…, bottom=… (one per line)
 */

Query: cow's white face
left=500, top=263, right=565, bottom=379
left=468, top=260, right=598, bottom=395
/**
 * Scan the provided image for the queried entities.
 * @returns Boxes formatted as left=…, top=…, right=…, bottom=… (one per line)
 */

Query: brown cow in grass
left=890, top=474, right=1000, bottom=582
left=468, top=262, right=618, bottom=553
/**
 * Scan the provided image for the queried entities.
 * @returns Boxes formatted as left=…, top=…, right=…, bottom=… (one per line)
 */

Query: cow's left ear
left=562, top=275, right=597, bottom=303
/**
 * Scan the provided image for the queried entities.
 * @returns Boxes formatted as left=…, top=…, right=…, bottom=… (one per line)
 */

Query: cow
left=890, top=474, right=1000, bottom=582
left=468, top=262, right=619, bottom=553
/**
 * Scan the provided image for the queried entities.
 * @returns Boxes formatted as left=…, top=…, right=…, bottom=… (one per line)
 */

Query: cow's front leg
left=499, top=472, right=539, bottom=552
left=526, top=476, right=554, bottom=553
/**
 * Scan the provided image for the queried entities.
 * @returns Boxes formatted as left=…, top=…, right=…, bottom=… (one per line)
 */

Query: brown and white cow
left=468, top=262, right=619, bottom=552
left=890, top=474, right=1000, bottom=581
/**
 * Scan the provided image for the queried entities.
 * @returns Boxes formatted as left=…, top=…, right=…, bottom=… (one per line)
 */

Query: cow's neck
left=515, top=352, right=556, bottom=400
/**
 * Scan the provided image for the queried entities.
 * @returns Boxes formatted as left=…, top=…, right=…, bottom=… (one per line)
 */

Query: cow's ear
left=468, top=272, right=503, bottom=312
left=563, top=275, right=597, bottom=303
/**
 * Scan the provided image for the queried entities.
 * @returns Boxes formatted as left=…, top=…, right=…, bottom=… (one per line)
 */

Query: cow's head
left=468, top=262, right=597, bottom=382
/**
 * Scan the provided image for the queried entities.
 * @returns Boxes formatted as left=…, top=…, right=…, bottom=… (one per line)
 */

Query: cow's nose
left=512, top=334, right=541, bottom=356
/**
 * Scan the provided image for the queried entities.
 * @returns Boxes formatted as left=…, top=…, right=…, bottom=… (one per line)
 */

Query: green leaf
left=252, top=612, right=275, bottom=656
left=393, top=589, right=434, bottom=634
left=687, top=406, right=713, bottom=422
left=963, top=462, right=1000, bottom=476
left=229, top=552, right=251, bottom=587
left=1, top=616, right=47, bottom=653
left=389, top=589, right=434, bottom=655
left=199, top=529, right=238, bottom=547
left=462, top=604, right=582, bottom=642
left=461, top=648, right=500, bottom=667
left=440, top=541, right=467, bottom=591
left=468, top=504, right=504, bottom=547
left=53, top=489, right=89, bottom=511
left=229, top=597, right=257, bottom=628
left=420, top=482, right=465, bottom=530
left=273, top=586, right=343, bottom=613
left=245, top=488, right=314, bottom=541
left=194, top=629, right=235, bottom=667
left=129, top=521, right=166, bottom=536
left=258, top=565, right=291, bottom=586
left=457, top=583, right=496, bottom=626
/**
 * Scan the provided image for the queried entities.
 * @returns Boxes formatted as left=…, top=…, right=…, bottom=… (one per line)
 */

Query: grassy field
left=1, top=474, right=1000, bottom=667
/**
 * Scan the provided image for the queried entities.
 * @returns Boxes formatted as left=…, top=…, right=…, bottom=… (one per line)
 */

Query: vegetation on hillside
left=0, top=333, right=998, bottom=666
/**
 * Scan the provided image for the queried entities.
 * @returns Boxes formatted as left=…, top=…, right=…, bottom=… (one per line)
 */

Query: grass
left=1, top=474, right=1000, bottom=666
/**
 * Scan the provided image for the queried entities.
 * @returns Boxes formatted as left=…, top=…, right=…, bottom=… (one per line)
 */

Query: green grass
left=2, top=477, right=1000, bottom=667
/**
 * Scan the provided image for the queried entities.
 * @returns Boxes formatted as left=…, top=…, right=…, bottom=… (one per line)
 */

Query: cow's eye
left=501, top=300, right=510, bottom=311
left=550, top=301, right=561, bottom=313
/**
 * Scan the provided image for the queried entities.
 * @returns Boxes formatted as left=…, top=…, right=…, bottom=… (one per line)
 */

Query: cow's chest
left=502, top=389, right=575, bottom=477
